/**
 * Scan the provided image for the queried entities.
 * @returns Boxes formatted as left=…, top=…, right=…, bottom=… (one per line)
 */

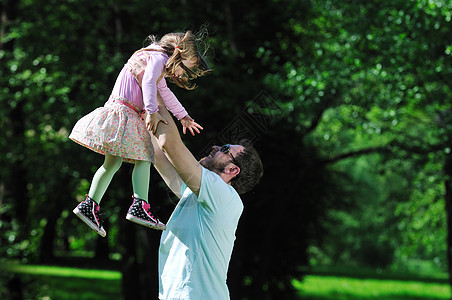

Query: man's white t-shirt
left=159, top=167, right=243, bottom=300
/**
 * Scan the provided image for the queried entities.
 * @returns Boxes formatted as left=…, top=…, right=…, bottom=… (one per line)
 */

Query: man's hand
left=180, top=115, right=204, bottom=136
left=146, top=111, right=168, bottom=134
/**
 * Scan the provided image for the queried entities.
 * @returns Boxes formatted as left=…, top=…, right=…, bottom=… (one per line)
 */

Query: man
left=151, top=95, right=263, bottom=299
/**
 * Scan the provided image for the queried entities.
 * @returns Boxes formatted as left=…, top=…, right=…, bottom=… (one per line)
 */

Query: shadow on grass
left=1, top=273, right=122, bottom=300
left=37, top=275, right=122, bottom=300
left=297, top=294, right=448, bottom=300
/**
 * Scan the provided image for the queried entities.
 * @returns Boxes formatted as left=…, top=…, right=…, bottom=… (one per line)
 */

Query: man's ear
left=227, top=165, right=240, bottom=177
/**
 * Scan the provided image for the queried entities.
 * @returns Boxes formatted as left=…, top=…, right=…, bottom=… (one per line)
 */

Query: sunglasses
left=220, top=144, right=240, bottom=168
left=179, top=54, right=211, bottom=79
left=179, top=60, right=197, bottom=78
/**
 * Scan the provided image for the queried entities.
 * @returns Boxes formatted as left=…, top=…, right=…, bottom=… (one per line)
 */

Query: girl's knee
left=134, top=160, right=151, bottom=170
left=104, top=155, right=123, bottom=171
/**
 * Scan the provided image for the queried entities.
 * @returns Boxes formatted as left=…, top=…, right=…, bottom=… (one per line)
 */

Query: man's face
left=200, top=144, right=244, bottom=174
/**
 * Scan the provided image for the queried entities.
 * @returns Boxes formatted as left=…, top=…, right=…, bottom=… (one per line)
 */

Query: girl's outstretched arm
left=179, top=115, right=203, bottom=136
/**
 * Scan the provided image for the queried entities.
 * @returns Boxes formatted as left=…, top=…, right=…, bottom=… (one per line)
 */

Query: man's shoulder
left=198, top=167, right=242, bottom=212
left=201, top=167, right=240, bottom=197
left=201, top=167, right=224, bottom=185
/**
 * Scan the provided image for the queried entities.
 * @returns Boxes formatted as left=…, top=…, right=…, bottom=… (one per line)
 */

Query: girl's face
left=174, top=57, right=198, bottom=78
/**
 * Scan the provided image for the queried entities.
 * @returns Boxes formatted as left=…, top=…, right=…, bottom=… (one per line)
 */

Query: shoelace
left=142, top=201, right=161, bottom=220
left=93, top=203, right=104, bottom=227
left=83, top=195, right=105, bottom=227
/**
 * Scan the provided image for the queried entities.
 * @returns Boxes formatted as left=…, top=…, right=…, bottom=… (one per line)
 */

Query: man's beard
left=200, top=157, right=228, bottom=175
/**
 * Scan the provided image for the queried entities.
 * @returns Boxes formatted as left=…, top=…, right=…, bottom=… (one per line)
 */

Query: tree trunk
left=140, top=229, right=160, bottom=299
left=120, top=220, right=141, bottom=299
left=8, top=84, right=29, bottom=239
left=95, top=217, right=110, bottom=262
left=140, top=171, right=170, bottom=299
left=118, top=179, right=142, bottom=300
left=2, top=0, right=29, bottom=244
left=6, top=275, right=23, bottom=300
left=39, top=213, right=57, bottom=262
left=444, top=150, right=452, bottom=289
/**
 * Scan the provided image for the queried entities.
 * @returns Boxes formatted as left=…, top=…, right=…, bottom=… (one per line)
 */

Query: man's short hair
left=230, top=139, right=263, bottom=194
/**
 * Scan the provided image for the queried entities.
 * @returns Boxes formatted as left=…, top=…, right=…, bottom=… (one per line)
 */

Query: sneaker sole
left=73, top=207, right=107, bottom=237
left=126, top=214, right=166, bottom=230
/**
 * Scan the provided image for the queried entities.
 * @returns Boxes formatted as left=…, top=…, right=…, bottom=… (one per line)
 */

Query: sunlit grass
left=294, top=275, right=451, bottom=299
left=3, top=262, right=452, bottom=299
left=1, top=262, right=121, bottom=280
left=1, top=262, right=122, bottom=300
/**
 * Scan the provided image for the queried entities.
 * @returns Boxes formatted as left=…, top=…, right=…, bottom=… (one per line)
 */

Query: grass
left=1, top=262, right=122, bottom=300
left=1, top=262, right=121, bottom=280
left=293, top=265, right=451, bottom=299
left=294, top=275, right=451, bottom=299
left=1, top=261, right=451, bottom=299
left=21, top=275, right=121, bottom=300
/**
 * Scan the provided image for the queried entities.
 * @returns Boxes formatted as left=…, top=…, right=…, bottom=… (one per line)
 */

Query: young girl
left=69, top=31, right=210, bottom=237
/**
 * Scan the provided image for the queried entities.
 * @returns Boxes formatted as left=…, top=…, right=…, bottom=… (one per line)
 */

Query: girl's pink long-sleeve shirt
left=111, top=45, right=188, bottom=120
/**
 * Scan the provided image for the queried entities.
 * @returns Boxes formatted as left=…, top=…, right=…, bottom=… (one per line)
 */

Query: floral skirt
left=69, top=95, right=154, bottom=164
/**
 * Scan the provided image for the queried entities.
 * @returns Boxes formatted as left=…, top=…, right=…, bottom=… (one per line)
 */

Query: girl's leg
left=127, top=160, right=165, bottom=230
left=131, top=160, right=151, bottom=202
left=88, top=154, right=123, bottom=203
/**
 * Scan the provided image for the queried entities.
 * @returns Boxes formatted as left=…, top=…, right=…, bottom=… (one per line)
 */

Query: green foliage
left=263, top=0, right=452, bottom=275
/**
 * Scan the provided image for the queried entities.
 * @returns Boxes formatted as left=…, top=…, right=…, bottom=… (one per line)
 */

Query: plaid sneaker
left=126, top=197, right=166, bottom=230
left=73, top=196, right=106, bottom=237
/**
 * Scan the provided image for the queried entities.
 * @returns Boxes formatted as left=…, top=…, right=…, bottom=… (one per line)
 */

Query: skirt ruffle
left=69, top=96, right=154, bottom=164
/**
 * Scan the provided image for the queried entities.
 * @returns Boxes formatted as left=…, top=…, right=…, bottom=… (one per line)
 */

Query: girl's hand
left=146, top=111, right=168, bottom=134
left=180, top=115, right=203, bottom=136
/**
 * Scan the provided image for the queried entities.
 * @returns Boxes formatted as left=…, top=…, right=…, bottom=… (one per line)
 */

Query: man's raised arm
left=153, top=95, right=203, bottom=196
left=150, top=133, right=183, bottom=198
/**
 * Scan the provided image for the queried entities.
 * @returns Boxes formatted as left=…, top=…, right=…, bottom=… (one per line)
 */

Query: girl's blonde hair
left=146, top=31, right=211, bottom=90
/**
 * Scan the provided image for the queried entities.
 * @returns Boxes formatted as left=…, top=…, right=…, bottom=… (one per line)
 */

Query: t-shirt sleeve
left=180, top=181, right=188, bottom=198
left=197, top=167, right=241, bottom=214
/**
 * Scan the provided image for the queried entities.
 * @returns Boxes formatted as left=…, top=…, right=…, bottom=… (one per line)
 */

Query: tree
left=266, top=0, right=452, bottom=287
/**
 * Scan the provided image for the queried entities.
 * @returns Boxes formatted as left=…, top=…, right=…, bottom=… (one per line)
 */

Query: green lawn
left=294, top=275, right=451, bottom=300
left=1, top=263, right=122, bottom=300
left=1, top=263, right=121, bottom=280
left=2, top=262, right=451, bottom=299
